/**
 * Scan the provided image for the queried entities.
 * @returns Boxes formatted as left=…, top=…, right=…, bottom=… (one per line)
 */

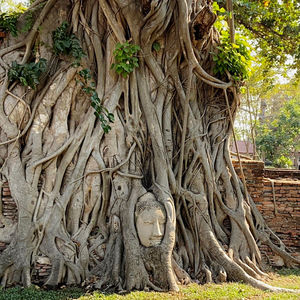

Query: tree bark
left=0, top=0, right=299, bottom=293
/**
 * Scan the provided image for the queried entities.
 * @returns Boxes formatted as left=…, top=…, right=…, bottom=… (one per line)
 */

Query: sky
left=0, top=0, right=29, bottom=12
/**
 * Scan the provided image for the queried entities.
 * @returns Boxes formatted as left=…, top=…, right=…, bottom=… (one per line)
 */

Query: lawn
left=0, top=268, right=299, bottom=300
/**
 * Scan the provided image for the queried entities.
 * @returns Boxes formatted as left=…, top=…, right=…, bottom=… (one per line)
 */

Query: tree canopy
left=218, top=0, right=300, bottom=77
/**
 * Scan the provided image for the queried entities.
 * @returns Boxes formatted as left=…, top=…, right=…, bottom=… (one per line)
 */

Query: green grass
left=0, top=286, right=83, bottom=300
left=0, top=268, right=299, bottom=300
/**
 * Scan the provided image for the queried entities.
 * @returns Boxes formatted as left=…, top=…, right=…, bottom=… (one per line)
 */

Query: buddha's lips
left=149, top=239, right=162, bottom=245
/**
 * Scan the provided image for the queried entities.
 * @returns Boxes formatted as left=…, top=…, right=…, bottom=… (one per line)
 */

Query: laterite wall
left=233, top=160, right=300, bottom=266
left=259, top=179, right=300, bottom=264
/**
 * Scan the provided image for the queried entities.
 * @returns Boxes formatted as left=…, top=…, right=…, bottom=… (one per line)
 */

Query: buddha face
left=135, top=193, right=166, bottom=247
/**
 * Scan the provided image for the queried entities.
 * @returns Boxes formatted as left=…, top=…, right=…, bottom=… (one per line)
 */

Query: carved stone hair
left=135, top=192, right=166, bottom=217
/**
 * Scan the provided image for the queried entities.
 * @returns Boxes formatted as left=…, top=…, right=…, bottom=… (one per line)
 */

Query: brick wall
left=0, top=182, right=18, bottom=257
left=1, top=182, right=18, bottom=221
left=232, top=160, right=264, bottom=204
left=233, top=160, right=300, bottom=266
left=32, top=257, right=52, bottom=282
left=0, top=183, right=52, bottom=282
left=260, top=179, right=300, bottom=265
left=264, top=168, right=300, bottom=180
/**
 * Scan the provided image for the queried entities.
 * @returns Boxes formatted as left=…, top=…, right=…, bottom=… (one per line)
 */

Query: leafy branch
left=212, top=35, right=252, bottom=82
left=8, top=59, right=47, bottom=89
left=52, top=21, right=85, bottom=63
left=0, top=12, right=20, bottom=37
left=111, top=41, right=140, bottom=78
left=212, top=3, right=252, bottom=82
left=0, top=5, right=32, bottom=37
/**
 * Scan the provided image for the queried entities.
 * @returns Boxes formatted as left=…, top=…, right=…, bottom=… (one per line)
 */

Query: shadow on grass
left=0, top=286, right=86, bottom=300
left=275, top=268, right=300, bottom=277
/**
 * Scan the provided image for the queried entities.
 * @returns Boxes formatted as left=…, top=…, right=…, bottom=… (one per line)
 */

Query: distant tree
left=256, top=98, right=300, bottom=167
left=235, top=56, right=299, bottom=161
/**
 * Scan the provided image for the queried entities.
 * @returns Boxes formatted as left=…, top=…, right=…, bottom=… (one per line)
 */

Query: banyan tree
left=0, top=0, right=299, bottom=292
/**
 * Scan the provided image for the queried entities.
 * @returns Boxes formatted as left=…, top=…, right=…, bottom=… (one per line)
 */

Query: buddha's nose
left=152, top=220, right=162, bottom=237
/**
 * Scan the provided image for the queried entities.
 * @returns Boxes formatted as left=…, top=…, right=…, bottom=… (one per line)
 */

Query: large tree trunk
left=0, top=0, right=299, bottom=292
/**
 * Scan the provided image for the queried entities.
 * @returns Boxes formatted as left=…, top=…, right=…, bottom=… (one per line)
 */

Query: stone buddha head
left=135, top=192, right=166, bottom=247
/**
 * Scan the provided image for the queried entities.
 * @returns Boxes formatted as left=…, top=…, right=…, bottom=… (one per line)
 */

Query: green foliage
left=52, top=22, right=85, bottom=63
left=52, top=22, right=112, bottom=133
left=0, top=11, right=20, bottom=36
left=78, top=69, right=114, bottom=133
left=152, top=41, right=161, bottom=52
left=111, top=41, right=140, bottom=78
left=212, top=37, right=252, bottom=81
left=212, top=2, right=252, bottom=82
left=212, top=1, right=229, bottom=21
left=8, top=58, right=47, bottom=89
left=21, top=11, right=34, bottom=33
left=274, top=155, right=293, bottom=168
left=0, top=1, right=31, bottom=37
left=256, top=98, right=300, bottom=167
left=212, top=34, right=252, bottom=82
left=215, top=0, right=300, bottom=77
left=277, top=268, right=300, bottom=277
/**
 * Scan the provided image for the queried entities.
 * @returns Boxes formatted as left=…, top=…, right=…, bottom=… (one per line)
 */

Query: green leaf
left=111, top=41, right=140, bottom=77
left=107, top=113, right=114, bottom=122
left=152, top=41, right=161, bottom=52
left=19, top=77, right=28, bottom=86
left=8, top=59, right=48, bottom=89
left=102, top=123, right=111, bottom=133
